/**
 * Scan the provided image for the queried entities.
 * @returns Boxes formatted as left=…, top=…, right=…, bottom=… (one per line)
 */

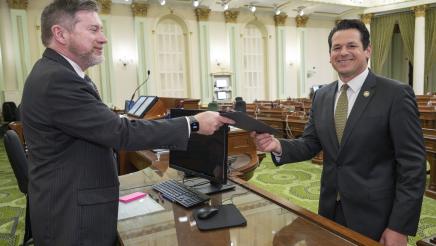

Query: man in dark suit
left=252, top=19, right=426, bottom=246
left=20, top=1, right=233, bottom=245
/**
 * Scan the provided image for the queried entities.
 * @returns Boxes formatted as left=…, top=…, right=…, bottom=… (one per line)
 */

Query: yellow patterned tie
left=335, top=84, right=349, bottom=144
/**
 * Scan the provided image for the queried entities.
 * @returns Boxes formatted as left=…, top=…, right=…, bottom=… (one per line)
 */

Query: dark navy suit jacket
left=273, top=71, right=426, bottom=240
left=21, top=48, right=190, bottom=245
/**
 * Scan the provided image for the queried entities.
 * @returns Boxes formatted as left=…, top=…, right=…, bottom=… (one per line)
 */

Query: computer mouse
left=196, top=207, right=219, bottom=220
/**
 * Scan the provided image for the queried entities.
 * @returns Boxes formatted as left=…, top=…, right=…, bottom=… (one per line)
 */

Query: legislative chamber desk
left=118, top=168, right=379, bottom=246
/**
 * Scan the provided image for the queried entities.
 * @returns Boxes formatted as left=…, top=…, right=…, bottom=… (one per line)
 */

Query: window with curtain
left=156, top=19, right=186, bottom=97
left=242, top=24, right=265, bottom=102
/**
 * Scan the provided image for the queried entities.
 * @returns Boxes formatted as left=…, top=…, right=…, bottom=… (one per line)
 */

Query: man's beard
left=81, top=52, right=104, bottom=68
left=68, top=45, right=104, bottom=69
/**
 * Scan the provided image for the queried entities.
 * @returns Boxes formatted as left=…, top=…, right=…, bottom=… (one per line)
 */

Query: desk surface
left=117, top=169, right=379, bottom=246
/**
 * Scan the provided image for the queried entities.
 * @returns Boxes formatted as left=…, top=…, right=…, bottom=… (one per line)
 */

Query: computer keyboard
left=152, top=179, right=210, bottom=208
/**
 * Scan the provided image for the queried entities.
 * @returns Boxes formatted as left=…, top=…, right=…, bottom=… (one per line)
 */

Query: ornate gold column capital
left=360, top=13, right=373, bottom=25
left=96, top=0, right=111, bottom=15
left=295, top=16, right=308, bottom=28
left=274, top=14, right=288, bottom=26
left=412, top=5, right=427, bottom=17
left=7, top=0, right=28, bottom=10
left=224, top=10, right=239, bottom=23
left=131, top=3, right=148, bottom=17
left=195, top=8, right=211, bottom=22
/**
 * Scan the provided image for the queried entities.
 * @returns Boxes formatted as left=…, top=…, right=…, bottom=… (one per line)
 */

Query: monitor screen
left=128, top=96, right=158, bottom=118
left=169, top=109, right=229, bottom=185
left=216, top=79, right=228, bottom=88
left=127, top=96, right=147, bottom=115
left=217, top=91, right=227, bottom=100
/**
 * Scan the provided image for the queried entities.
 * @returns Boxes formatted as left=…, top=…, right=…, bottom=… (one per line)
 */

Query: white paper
left=118, top=195, right=164, bottom=220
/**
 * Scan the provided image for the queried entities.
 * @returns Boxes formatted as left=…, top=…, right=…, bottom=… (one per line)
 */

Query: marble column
left=224, top=10, right=239, bottom=97
left=0, top=36, right=4, bottom=103
left=361, top=13, right=373, bottom=68
left=7, top=0, right=30, bottom=100
left=274, top=13, right=287, bottom=99
left=195, top=7, right=211, bottom=103
left=91, top=0, right=114, bottom=105
left=131, top=3, right=150, bottom=96
left=295, top=15, right=308, bottom=98
left=413, top=5, right=426, bottom=94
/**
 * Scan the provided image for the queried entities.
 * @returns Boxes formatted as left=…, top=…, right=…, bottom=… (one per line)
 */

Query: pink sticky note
left=119, top=192, right=147, bottom=203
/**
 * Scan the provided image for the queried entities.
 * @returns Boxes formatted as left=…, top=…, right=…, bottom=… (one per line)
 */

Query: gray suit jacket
left=273, top=71, right=426, bottom=240
left=21, top=48, right=190, bottom=245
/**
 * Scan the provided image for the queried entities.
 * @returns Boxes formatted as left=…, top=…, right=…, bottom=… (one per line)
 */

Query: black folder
left=220, top=111, right=280, bottom=135
left=193, top=204, right=247, bottom=231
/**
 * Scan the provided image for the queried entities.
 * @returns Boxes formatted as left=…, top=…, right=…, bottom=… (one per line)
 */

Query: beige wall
left=0, top=1, right=339, bottom=107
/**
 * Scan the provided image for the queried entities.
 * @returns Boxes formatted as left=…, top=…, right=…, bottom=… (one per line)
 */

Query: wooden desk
left=423, top=128, right=436, bottom=199
left=117, top=169, right=380, bottom=246
left=419, top=109, right=436, bottom=129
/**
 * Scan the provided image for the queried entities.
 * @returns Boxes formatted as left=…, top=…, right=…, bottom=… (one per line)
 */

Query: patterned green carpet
left=0, top=140, right=26, bottom=246
left=248, top=156, right=436, bottom=246
left=0, top=142, right=435, bottom=246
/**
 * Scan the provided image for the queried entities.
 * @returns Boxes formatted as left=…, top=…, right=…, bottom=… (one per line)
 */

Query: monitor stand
left=195, top=181, right=235, bottom=195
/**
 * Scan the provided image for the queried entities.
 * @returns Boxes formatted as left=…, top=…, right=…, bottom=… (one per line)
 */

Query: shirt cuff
left=185, top=116, right=191, bottom=136
left=272, top=152, right=282, bottom=162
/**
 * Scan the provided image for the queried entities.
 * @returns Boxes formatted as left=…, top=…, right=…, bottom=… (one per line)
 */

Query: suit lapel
left=43, top=48, right=102, bottom=101
left=43, top=48, right=76, bottom=73
left=325, top=83, right=340, bottom=150
left=339, top=72, right=377, bottom=149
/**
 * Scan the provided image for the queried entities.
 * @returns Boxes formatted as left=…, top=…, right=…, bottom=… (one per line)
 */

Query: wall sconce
left=193, top=0, right=199, bottom=7
left=249, top=4, right=256, bottom=13
left=223, top=2, right=229, bottom=10
left=119, top=57, right=133, bottom=67
left=159, top=0, right=166, bottom=6
left=306, top=66, right=316, bottom=78
left=296, top=6, right=305, bottom=16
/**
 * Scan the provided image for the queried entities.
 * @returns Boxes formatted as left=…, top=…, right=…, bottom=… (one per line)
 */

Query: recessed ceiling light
left=223, top=2, right=229, bottom=10
left=275, top=8, right=281, bottom=15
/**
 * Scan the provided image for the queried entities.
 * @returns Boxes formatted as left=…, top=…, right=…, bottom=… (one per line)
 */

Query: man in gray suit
left=252, top=20, right=426, bottom=246
left=20, top=0, right=233, bottom=245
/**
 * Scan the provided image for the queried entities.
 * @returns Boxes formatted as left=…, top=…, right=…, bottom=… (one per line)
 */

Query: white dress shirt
left=334, top=68, right=369, bottom=117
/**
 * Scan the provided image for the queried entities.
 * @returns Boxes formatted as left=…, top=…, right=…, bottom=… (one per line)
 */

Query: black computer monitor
left=169, top=109, right=235, bottom=194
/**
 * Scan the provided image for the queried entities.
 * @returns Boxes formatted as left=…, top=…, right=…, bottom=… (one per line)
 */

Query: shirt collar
left=337, top=67, right=369, bottom=93
left=59, top=54, right=86, bottom=79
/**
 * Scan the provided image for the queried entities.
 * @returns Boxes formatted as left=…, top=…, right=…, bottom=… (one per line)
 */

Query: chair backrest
left=4, top=130, right=28, bottom=194
left=234, top=99, right=246, bottom=113
left=2, top=101, right=18, bottom=122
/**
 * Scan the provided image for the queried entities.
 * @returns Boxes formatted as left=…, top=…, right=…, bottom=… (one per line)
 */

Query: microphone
left=129, top=70, right=151, bottom=104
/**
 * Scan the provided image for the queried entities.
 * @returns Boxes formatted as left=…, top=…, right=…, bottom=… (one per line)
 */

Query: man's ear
left=51, top=25, right=68, bottom=45
left=365, top=44, right=372, bottom=59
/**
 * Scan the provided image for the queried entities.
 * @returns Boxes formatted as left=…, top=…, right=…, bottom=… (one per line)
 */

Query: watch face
left=191, top=122, right=199, bottom=132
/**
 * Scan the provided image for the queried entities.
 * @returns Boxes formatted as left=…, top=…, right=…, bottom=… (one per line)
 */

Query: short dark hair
left=41, top=0, right=99, bottom=46
left=328, top=19, right=370, bottom=51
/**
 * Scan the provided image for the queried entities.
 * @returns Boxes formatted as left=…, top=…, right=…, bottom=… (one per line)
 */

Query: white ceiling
left=111, top=0, right=430, bottom=18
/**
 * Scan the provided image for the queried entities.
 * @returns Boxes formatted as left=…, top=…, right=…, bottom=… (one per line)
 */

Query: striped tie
left=335, top=84, right=349, bottom=144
